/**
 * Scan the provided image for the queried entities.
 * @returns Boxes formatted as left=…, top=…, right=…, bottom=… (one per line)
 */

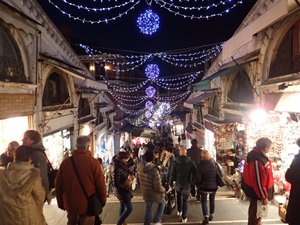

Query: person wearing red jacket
left=242, top=137, right=274, bottom=225
left=55, top=136, right=107, bottom=225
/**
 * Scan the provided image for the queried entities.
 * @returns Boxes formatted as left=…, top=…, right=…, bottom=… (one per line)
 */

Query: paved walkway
left=44, top=187, right=284, bottom=225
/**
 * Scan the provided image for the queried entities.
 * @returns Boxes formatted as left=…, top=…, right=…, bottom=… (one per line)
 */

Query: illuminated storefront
left=43, top=128, right=73, bottom=169
left=0, top=116, right=29, bottom=153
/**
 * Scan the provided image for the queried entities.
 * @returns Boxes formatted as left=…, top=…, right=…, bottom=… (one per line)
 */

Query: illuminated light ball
left=145, top=110, right=152, bottom=119
left=137, top=9, right=160, bottom=35
left=145, top=64, right=160, bottom=80
left=145, top=100, right=154, bottom=109
left=145, top=86, right=156, bottom=98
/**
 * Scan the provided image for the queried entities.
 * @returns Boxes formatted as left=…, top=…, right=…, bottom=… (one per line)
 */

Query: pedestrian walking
left=285, top=138, right=300, bottom=225
left=111, top=151, right=133, bottom=225
left=22, top=130, right=50, bottom=203
left=195, top=150, right=218, bottom=225
left=187, top=139, right=202, bottom=200
left=0, top=145, right=47, bottom=225
left=138, top=150, right=166, bottom=225
left=241, top=138, right=274, bottom=225
left=0, top=141, right=19, bottom=168
left=55, top=136, right=107, bottom=225
left=169, top=146, right=196, bottom=223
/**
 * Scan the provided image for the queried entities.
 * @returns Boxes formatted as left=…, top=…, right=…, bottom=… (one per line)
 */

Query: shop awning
left=275, top=92, right=300, bottom=112
left=78, top=115, right=96, bottom=124
left=202, top=60, right=256, bottom=81
left=39, top=54, right=90, bottom=80
left=193, top=80, right=211, bottom=91
left=119, top=124, right=135, bottom=133
left=185, top=88, right=219, bottom=105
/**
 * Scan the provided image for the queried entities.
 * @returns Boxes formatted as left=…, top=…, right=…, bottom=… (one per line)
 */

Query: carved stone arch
left=0, top=20, right=26, bottom=82
left=260, top=11, right=300, bottom=81
left=42, top=71, right=70, bottom=107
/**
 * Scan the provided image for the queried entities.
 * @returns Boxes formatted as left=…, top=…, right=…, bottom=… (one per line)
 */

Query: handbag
left=215, top=162, right=226, bottom=187
left=71, top=157, right=103, bottom=216
left=164, top=188, right=176, bottom=214
left=278, top=203, right=287, bottom=223
left=123, top=174, right=134, bottom=189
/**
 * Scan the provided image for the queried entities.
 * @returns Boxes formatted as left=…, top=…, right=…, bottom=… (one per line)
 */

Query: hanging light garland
left=145, top=64, right=160, bottom=80
left=46, top=0, right=244, bottom=24
left=79, top=43, right=222, bottom=71
left=145, top=100, right=154, bottom=109
left=137, top=9, right=160, bottom=35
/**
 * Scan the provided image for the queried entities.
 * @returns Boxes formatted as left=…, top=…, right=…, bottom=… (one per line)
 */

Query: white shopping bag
left=257, top=201, right=268, bottom=218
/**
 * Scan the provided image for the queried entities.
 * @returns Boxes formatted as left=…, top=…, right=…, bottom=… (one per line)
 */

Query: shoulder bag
left=215, top=162, right=226, bottom=187
left=70, top=157, right=103, bottom=216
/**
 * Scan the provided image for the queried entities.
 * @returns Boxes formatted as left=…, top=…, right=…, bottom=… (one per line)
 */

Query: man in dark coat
left=169, top=146, right=196, bottom=223
left=187, top=139, right=202, bottom=199
left=285, top=138, right=300, bottom=225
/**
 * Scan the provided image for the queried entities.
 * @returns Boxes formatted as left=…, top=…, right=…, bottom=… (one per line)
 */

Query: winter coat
left=196, top=159, right=218, bottom=192
left=138, top=162, right=165, bottom=202
left=242, top=149, right=274, bottom=200
left=285, top=151, right=300, bottom=224
left=187, top=146, right=202, bottom=165
left=30, top=141, right=49, bottom=193
left=111, top=156, right=133, bottom=201
left=0, top=162, right=46, bottom=225
left=169, top=156, right=196, bottom=192
left=55, top=150, right=107, bottom=215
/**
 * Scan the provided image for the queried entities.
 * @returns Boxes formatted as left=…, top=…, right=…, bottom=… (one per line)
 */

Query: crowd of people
left=0, top=131, right=299, bottom=225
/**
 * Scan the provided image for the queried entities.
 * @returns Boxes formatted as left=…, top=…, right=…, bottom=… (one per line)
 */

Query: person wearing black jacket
left=169, top=146, right=196, bottom=223
left=196, top=150, right=218, bottom=225
left=285, top=138, right=300, bottom=225
left=187, top=139, right=202, bottom=199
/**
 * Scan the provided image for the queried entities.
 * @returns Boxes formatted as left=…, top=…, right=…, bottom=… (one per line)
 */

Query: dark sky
left=37, top=0, right=257, bottom=53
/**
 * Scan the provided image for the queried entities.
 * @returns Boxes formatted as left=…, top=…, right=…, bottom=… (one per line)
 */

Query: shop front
left=0, top=116, right=30, bottom=153
left=43, top=128, right=73, bottom=169
left=244, top=109, right=300, bottom=203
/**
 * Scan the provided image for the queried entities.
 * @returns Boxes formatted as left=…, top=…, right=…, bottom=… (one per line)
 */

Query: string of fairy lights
left=79, top=43, right=222, bottom=71
left=47, top=0, right=244, bottom=35
left=42, top=0, right=248, bottom=125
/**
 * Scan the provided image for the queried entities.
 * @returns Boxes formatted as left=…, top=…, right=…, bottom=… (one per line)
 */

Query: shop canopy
left=185, top=88, right=220, bottom=105
left=275, top=92, right=300, bottom=113
left=201, top=59, right=256, bottom=82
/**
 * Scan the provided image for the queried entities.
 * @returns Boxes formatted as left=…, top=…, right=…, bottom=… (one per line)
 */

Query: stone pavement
left=44, top=187, right=284, bottom=225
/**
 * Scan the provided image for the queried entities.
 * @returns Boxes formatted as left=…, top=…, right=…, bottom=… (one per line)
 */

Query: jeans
left=176, top=190, right=190, bottom=219
left=117, top=198, right=133, bottom=225
left=248, top=198, right=262, bottom=225
left=67, top=212, right=94, bottom=225
left=144, top=198, right=166, bottom=225
left=199, top=191, right=216, bottom=218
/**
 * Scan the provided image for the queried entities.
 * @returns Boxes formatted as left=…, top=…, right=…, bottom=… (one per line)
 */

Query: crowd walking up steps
left=44, top=186, right=284, bottom=225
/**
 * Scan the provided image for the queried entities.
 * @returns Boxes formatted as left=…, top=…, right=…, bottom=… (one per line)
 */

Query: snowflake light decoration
left=137, top=9, right=160, bottom=35
left=145, top=100, right=154, bottom=109
left=145, top=110, right=153, bottom=119
left=145, top=64, right=160, bottom=80
left=145, top=86, right=156, bottom=98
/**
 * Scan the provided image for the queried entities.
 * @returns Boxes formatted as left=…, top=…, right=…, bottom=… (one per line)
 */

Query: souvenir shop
left=244, top=110, right=300, bottom=203
left=43, top=128, right=73, bottom=169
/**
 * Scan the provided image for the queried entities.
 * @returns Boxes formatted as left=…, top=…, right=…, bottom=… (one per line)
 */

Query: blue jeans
left=199, top=191, right=216, bottom=217
left=117, top=199, right=133, bottom=225
left=176, top=190, right=190, bottom=219
left=144, top=199, right=166, bottom=225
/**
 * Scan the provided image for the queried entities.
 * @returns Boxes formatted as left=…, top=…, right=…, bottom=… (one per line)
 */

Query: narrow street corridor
left=44, top=187, right=284, bottom=225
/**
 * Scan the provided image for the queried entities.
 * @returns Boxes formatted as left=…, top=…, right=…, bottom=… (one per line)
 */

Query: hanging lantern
left=145, top=86, right=156, bottom=98
left=137, top=9, right=160, bottom=35
left=145, top=64, right=160, bottom=80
